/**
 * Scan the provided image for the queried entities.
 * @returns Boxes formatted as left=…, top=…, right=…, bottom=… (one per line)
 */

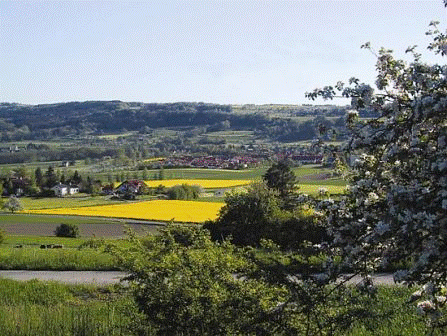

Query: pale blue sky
left=1, top=1, right=445, bottom=105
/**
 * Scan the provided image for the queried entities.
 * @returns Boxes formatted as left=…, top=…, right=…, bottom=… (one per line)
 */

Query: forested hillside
left=0, top=101, right=348, bottom=142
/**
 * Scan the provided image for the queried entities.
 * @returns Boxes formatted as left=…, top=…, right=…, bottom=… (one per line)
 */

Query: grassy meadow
left=0, top=246, right=117, bottom=271
left=0, top=235, right=123, bottom=271
left=0, top=278, right=137, bottom=335
left=0, top=278, right=437, bottom=336
left=18, top=195, right=123, bottom=210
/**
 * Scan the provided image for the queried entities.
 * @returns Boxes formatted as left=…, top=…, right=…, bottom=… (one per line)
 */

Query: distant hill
left=0, top=101, right=349, bottom=142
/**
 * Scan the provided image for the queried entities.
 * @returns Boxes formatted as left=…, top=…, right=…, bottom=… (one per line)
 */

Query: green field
left=4, top=235, right=91, bottom=248
left=119, top=164, right=342, bottom=181
left=0, top=279, right=435, bottom=336
left=0, top=213, right=115, bottom=225
left=0, top=245, right=117, bottom=271
left=0, top=234, right=133, bottom=270
left=17, top=196, right=118, bottom=210
left=0, top=278, right=135, bottom=335
left=101, top=166, right=270, bottom=181
left=201, top=130, right=255, bottom=143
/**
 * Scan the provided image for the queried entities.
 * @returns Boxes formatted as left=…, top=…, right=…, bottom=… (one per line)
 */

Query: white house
left=51, top=183, right=79, bottom=197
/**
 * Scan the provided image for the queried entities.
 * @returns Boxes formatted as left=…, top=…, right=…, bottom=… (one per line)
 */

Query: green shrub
left=166, top=184, right=201, bottom=200
left=55, top=223, right=80, bottom=238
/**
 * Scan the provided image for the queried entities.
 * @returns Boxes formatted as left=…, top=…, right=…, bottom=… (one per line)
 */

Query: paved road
left=0, top=270, right=398, bottom=286
left=0, top=270, right=128, bottom=284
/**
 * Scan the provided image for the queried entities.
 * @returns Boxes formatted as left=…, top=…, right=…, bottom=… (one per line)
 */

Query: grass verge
left=0, top=278, right=439, bottom=336
left=0, top=246, right=118, bottom=271
left=0, top=278, right=138, bottom=335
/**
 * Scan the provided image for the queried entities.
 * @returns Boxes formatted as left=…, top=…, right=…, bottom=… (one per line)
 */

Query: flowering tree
left=307, top=21, right=447, bottom=329
left=2, top=196, right=23, bottom=213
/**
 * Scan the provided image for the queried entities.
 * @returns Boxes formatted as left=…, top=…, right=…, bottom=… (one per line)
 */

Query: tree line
left=0, top=101, right=349, bottom=142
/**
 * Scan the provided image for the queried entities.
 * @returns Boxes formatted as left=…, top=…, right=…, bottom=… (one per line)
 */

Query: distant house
left=51, top=183, right=79, bottom=197
left=101, top=184, right=115, bottom=195
left=10, top=177, right=31, bottom=196
left=115, top=180, right=147, bottom=195
left=60, top=160, right=76, bottom=167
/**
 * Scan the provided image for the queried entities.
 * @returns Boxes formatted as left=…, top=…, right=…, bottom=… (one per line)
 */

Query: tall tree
left=71, top=170, right=82, bottom=185
left=44, top=166, right=58, bottom=188
left=263, top=161, right=297, bottom=208
left=34, top=167, right=43, bottom=188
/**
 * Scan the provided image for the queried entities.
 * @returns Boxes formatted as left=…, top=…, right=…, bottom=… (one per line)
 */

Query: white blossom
left=374, top=221, right=390, bottom=235
left=417, top=300, right=435, bottom=315
left=409, top=290, right=422, bottom=302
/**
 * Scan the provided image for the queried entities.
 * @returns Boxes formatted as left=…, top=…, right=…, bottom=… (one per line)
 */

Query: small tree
left=2, top=196, right=23, bottom=213
left=55, top=223, right=80, bottom=238
left=205, top=182, right=281, bottom=247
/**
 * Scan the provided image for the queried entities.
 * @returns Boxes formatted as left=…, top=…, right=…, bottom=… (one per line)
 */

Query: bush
left=166, top=184, right=201, bottom=200
left=54, top=223, right=80, bottom=238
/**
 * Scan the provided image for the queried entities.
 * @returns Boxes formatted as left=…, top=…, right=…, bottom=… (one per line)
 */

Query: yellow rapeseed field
left=113, top=179, right=252, bottom=189
left=26, top=200, right=224, bottom=223
left=144, top=179, right=252, bottom=189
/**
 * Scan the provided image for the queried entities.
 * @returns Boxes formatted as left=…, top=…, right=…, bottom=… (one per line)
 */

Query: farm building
left=115, top=180, right=148, bottom=195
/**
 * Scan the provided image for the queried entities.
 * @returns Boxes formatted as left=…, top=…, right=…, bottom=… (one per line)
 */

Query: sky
left=0, top=0, right=445, bottom=106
